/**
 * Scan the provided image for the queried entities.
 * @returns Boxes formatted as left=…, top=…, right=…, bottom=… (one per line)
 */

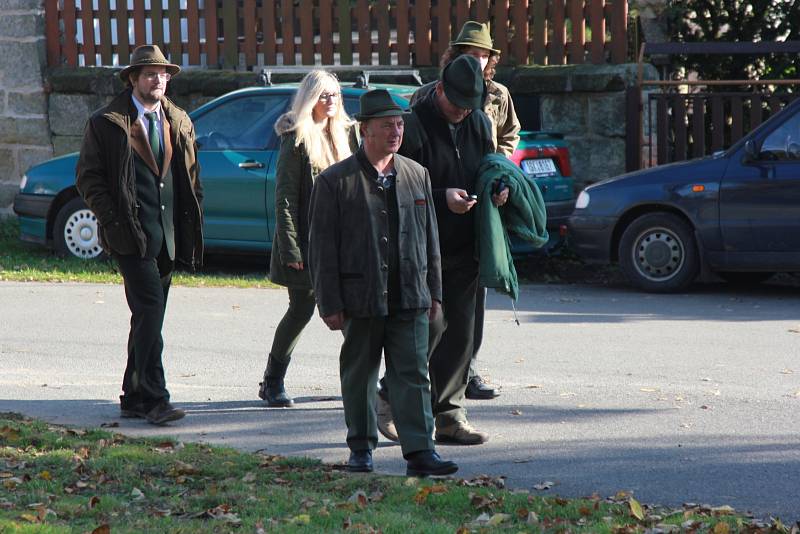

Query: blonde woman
left=259, top=71, right=356, bottom=406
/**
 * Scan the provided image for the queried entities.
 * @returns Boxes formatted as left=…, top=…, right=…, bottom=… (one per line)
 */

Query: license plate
left=521, top=158, right=557, bottom=176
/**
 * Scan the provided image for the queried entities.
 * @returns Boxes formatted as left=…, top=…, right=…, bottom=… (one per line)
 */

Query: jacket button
left=383, top=290, right=388, bottom=296
left=381, top=264, right=388, bottom=271
left=381, top=236, right=388, bottom=244
left=160, top=182, right=165, bottom=188
left=380, top=210, right=387, bottom=216
left=377, top=186, right=384, bottom=193
left=161, top=205, right=165, bottom=210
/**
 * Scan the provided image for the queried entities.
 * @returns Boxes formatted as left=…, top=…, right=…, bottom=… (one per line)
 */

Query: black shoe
left=405, top=450, right=458, bottom=477
left=347, top=450, right=374, bottom=473
left=145, top=401, right=185, bottom=425
left=258, top=378, right=294, bottom=407
left=465, top=376, right=500, bottom=400
left=120, top=404, right=147, bottom=418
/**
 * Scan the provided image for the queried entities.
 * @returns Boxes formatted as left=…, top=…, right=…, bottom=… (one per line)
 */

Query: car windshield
left=194, top=94, right=288, bottom=150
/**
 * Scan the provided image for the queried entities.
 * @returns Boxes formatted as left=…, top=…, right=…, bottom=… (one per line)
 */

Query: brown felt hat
left=118, top=45, right=181, bottom=82
left=450, top=21, right=500, bottom=54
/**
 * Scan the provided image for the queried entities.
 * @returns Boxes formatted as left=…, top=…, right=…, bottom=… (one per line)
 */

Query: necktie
left=145, top=112, right=162, bottom=168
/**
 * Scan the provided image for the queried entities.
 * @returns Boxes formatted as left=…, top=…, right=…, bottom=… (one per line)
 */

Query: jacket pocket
left=100, top=218, right=138, bottom=256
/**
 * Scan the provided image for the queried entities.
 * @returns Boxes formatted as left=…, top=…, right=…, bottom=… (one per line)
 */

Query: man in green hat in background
left=375, top=55, right=509, bottom=446
left=308, top=89, right=458, bottom=477
left=76, top=44, right=204, bottom=425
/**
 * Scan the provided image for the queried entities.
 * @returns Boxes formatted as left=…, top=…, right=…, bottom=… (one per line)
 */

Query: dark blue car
left=568, top=97, right=800, bottom=292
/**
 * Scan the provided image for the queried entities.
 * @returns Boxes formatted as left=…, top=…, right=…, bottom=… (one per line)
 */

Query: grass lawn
left=0, top=218, right=277, bottom=289
left=0, top=414, right=770, bottom=533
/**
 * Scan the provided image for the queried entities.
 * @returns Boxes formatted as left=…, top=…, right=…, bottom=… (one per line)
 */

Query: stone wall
left=46, top=63, right=655, bottom=194
left=506, top=63, right=658, bottom=189
left=0, top=0, right=53, bottom=216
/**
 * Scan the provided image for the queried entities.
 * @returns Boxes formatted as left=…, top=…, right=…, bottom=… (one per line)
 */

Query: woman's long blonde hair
left=276, top=70, right=353, bottom=171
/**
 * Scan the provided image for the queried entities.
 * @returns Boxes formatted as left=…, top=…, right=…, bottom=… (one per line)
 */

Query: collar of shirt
left=131, top=93, right=163, bottom=144
left=356, top=147, right=396, bottom=187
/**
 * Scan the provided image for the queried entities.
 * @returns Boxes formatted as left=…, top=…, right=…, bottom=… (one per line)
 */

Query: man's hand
left=322, top=311, right=345, bottom=331
left=428, top=299, right=441, bottom=321
left=445, top=188, right=477, bottom=214
left=287, top=262, right=304, bottom=270
left=491, top=187, right=509, bottom=207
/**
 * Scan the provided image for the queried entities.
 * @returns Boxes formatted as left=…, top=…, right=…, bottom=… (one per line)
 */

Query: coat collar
left=103, top=89, right=174, bottom=177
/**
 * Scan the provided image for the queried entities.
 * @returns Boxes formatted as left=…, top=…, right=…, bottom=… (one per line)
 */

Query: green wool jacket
left=475, top=154, right=549, bottom=300
left=268, top=114, right=358, bottom=289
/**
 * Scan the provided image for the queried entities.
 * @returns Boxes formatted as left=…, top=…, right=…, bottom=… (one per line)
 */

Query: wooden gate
left=625, top=42, right=800, bottom=172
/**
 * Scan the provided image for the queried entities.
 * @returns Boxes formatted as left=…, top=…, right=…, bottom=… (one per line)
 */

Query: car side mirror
left=743, top=140, right=758, bottom=162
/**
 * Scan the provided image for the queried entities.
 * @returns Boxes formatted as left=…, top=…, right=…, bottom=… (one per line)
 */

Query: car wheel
left=717, top=271, right=774, bottom=285
left=53, top=197, right=104, bottom=259
left=618, top=213, right=699, bottom=293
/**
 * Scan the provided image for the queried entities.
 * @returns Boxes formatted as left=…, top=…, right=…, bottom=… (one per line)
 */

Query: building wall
left=0, top=0, right=53, bottom=216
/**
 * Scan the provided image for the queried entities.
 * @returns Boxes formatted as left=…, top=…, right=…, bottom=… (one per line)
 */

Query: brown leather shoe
left=435, top=421, right=489, bottom=445
left=376, top=393, right=399, bottom=442
left=145, top=401, right=185, bottom=425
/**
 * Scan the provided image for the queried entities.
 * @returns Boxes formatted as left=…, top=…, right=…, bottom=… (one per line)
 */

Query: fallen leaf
left=700, top=405, right=710, bottom=410
left=629, top=496, right=645, bottom=521
left=88, top=496, right=100, bottom=509
left=38, top=471, right=51, bottom=481
left=780, top=368, right=794, bottom=374
left=290, top=514, right=311, bottom=525
left=348, top=490, right=368, bottom=507
left=525, top=384, right=542, bottom=389
left=510, top=409, right=522, bottom=416
left=91, top=525, right=110, bottom=534
left=487, top=513, right=511, bottom=526
left=130, top=488, right=145, bottom=500
left=640, top=387, right=659, bottom=392
left=241, top=472, right=257, bottom=483
left=713, top=523, right=730, bottom=534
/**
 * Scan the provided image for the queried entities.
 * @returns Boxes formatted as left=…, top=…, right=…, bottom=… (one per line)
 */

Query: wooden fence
left=45, top=0, right=629, bottom=69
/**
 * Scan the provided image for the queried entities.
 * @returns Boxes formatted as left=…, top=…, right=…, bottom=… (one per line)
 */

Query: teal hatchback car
left=14, top=83, right=573, bottom=259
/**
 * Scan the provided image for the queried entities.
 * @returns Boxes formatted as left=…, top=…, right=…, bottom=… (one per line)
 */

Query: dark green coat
left=268, top=120, right=359, bottom=288
left=308, top=151, right=442, bottom=318
left=76, top=89, right=204, bottom=269
left=475, top=154, right=548, bottom=300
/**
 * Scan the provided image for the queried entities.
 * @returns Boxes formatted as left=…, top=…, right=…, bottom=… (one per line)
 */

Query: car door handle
left=238, top=160, right=265, bottom=169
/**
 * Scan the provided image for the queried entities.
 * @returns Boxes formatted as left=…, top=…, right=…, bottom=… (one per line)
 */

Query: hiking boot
left=376, top=392, right=399, bottom=442
left=435, top=421, right=489, bottom=445
left=145, top=401, right=185, bottom=425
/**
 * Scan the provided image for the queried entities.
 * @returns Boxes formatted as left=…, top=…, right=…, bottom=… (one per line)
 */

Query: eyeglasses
left=142, top=72, right=171, bottom=82
left=319, top=92, right=340, bottom=102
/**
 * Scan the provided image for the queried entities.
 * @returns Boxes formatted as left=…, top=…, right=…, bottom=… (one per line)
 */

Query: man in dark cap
left=308, top=89, right=457, bottom=476
left=377, top=55, right=508, bottom=446
left=76, top=44, right=204, bottom=425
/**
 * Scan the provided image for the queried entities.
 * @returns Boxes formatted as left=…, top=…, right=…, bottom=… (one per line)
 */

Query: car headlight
left=19, top=174, right=28, bottom=190
left=575, top=190, right=590, bottom=209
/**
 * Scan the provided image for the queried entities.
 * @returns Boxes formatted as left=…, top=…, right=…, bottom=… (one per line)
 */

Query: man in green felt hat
left=373, top=55, right=508, bottom=446
left=77, top=44, right=203, bottom=426
left=374, top=23, right=517, bottom=425
left=308, top=89, right=457, bottom=477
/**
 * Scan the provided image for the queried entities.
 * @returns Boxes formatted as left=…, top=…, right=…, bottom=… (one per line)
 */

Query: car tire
left=53, top=197, right=104, bottom=260
left=618, top=213, right=699, bottom=293
left=717, top=271, right=774, bottom=285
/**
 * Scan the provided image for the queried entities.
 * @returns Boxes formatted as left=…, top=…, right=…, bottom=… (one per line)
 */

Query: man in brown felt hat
left=308, top=89, right=457, bottom=476
left=76, top=44, right=204, bottom=425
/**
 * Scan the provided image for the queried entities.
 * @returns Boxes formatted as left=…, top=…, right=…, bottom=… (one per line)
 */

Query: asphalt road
left=1, top=280, right=799, bottom=522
